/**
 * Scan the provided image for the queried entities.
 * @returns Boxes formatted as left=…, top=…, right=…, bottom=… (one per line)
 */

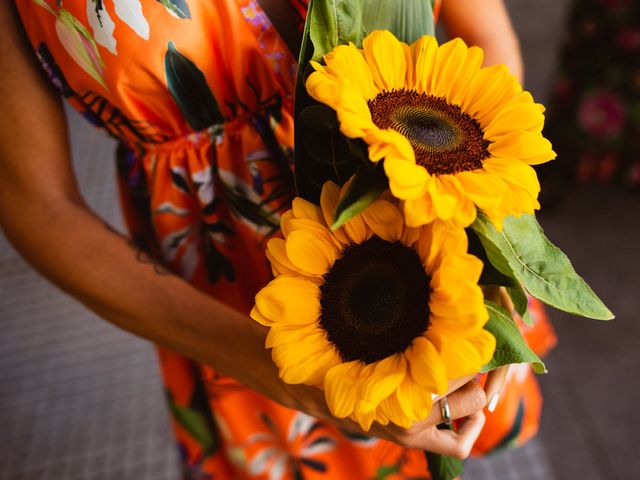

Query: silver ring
left=440, top=396, right=452, bottom=425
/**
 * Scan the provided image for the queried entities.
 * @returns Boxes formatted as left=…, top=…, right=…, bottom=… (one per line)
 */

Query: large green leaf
left=362, top=0, right=434, bottom=43
left=165, top=41, right=224, bottom=131
left=309, top=0, right=364, bottom=61
left=471, top=213, right=614, bottom=321
left=332, top=163, right=388, bottom=229
left=481, top=301, right=546, bottom=374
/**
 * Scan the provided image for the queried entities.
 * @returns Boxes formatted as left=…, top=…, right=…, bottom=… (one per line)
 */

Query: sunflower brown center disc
left=319, top=236, right=431, bottom=364
left=368, top=90, right=490, bottom=175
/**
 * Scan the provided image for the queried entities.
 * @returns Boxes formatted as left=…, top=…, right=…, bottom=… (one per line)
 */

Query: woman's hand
left=271, top=373, right=487, bottom=459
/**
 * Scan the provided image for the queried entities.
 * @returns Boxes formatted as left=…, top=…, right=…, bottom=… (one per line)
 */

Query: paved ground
left=2, top=1, right=639, bottom=479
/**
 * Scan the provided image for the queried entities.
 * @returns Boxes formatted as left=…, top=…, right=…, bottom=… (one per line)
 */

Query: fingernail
left=487, top=393, right=500, bottom=413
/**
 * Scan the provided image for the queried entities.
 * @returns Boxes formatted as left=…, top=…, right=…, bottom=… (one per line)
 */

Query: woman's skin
left=0, top=0, right=521, bottom=459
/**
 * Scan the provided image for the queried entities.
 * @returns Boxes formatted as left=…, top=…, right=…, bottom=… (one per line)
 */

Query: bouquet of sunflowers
left=251, top=1, right=613, bottom=478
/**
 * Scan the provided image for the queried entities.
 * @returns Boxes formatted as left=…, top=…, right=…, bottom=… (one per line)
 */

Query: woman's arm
left=441, top=0, right=524, bottom=82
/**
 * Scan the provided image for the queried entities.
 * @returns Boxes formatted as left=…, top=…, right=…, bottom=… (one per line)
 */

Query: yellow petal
left=273, top=331, right=341, bottom=386
left=359, top=355, right=407, bottom=413
left=488, top=131, right=555, bottom=165
left=483, top=101, right=545, bottom=138
left=339, top=179, right=373, bottom=244
left=463, top=65, right=522, bottom=127
left=428, top=176, right=461, bottom=220
left=449, top=46, right=484, bottom=106
left=306, top=69, right=341, bottom=110
left=265, top=238, right=304, bottom=276
left=362, top=199, right=404, bottom=242
left=403, top=195, right=437, bottom=227
left=292, top=197, right=325, bottom=225
left=250, top=305, right=273, bottom=326
left=427, top=328, right=484, bottom=379
left=336, top=87, right=377, bottom=138
left=482, top=157, right=541, bottom=193
left=467, top=329, right=497, bottom=366
left=366, top=128, right=415, bottom=163
left=325, top=43, right=378, bottom=99
left=396, top=373, right=434, bottom=421
left=455, top=171, right=507, bottom=210
left=280, top=209, right=294, bottom=237
left=431, top=38, right=471, bottom=100
left=319, top=181, right=350, bottom=244
left=384, top=157, right=430, bottom=200
left=286, top=229, right=337, bottom=275
left=324, top=361, right=363, bottom=418
left=377, top=393, right=414, bottom=428
left=406, top=336, right=447, bottom=394
left=362, top=30, right=408, bottom=91
left=254, top=276, right=321, bottom=325
left=411, top=35, right=439, bottom=94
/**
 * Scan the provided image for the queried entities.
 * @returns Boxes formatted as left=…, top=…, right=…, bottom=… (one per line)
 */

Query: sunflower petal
left=384, top=157, right=430, bottom=200
left=324, top=43, right=378, bottom=99
left=254, top=276, right=321, bottom=325
left=292, top=197, right=325, bottom=225
left=427, top=329, right=484, bottom=379
left=359, top=355, right=407, bottom=413
left=396, top=374, right=434, bottom=421
left=411, top=35, right=439, bottom=94
left=324, top=361, right=362, bottom=418
left=362, top=30, right=407, bottom=91
left=362, top=199, right=404, bottom=242
left=488, top=131, right=555, bottom=165
left=406, top=336, right=447, bottom=394
left=484, top=101, right=545, bottom=138
left=286, top=229, right=337, bottom=275
left=266, top=238, right=304, bottom=276
left=431, top=38, right=469, bottom=100
left=306, top=68, right=341, bottom=110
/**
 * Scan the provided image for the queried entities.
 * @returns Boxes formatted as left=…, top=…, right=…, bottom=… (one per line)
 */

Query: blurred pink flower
left=577, top=91, right=625, bottom=138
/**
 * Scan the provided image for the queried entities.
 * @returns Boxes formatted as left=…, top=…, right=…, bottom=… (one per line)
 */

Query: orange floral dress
left=15, top=1, right=556, bottom=478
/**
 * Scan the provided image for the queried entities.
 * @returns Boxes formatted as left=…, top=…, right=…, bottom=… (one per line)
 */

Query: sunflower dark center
left=319, top=236, right=431, bottom=364
left=368, top=89, right=490, bottom=175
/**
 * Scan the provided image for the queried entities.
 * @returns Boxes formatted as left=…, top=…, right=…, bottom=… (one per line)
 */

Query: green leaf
left=299, top=104, right=339, bottom=130
left=165, top=41, right=224, bottom=131
left=467, top=228, right=517, bottom=287
left=471, top=212, right=614, bottom=321
left=507, top=283, right=534, bottom=326
left=481, top=301, right=546, bottom=374
left=424, top=442, right=463, bottom=480
left=332, top=164, right=388, bottom=229
left=167, top=400, right=215, bottom=454
left=309, top=0, right=364, bottom=61
left=362, top=0, right=435, bottom=43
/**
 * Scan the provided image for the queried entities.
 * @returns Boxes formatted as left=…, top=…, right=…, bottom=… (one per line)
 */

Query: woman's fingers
left=484, top=365, right=509, bottom=412
left=427, top=379, right=486, bottom=426
left=419, top=410, right=486, bottom=458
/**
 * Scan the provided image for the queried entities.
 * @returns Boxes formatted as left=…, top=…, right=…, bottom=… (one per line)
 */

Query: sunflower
left=251, top=181, right=495, bottom=430
left=305, top=30, right=556, bottom=229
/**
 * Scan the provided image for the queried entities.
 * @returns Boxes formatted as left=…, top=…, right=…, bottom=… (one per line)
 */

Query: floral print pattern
left=16, top=1, right=554, bottom=478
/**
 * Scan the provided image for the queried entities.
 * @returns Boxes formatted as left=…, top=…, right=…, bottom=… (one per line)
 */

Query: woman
left=0, top=0, right=553, bottom=478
